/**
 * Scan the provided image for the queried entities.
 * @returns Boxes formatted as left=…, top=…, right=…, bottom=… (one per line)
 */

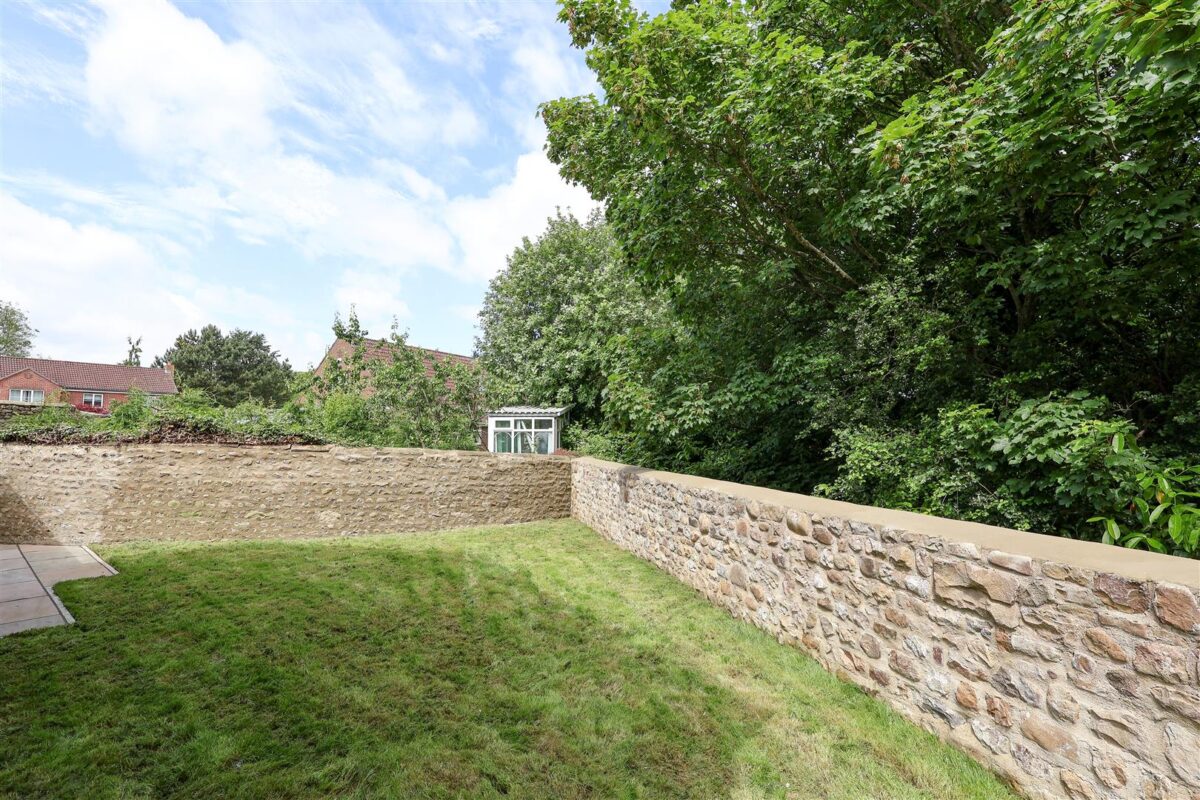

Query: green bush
left=817, top=392, right=1194, bottom=553
left=1, top=317, right=490, bottom=453
left=0, top=389, right=317, bottom=446
left=318, top=392, right=373, bottom=444
left=1092, top=459, right=1200, bottom=558
left=107, top=389, right=153, bottom=430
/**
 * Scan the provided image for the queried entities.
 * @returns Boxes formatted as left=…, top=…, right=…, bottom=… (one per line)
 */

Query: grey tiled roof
left=489, top=406, right=570, bottom=416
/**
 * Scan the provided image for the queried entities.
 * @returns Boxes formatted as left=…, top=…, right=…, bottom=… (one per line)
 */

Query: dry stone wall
left=0, top=402, right=57, bottom=420
left=572, top=457, right=1200, bottom=800
left=0, top=444, right=571, bottom=544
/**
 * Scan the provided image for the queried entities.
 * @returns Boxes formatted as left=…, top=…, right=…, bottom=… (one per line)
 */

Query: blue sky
left=0, top=0, right=649, bottom=368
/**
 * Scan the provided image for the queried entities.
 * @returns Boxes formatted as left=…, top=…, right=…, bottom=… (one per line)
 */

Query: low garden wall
left=571, top=457, right=1200, bottom=800
left=0, top=444, right=572, bottom=544
left=4, top=443, right=1196, bottom=798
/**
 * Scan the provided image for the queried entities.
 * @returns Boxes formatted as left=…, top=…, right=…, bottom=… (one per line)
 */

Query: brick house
left=0, top=356, right=178, bottom=413
left=312, top=338, right=476, bottom=397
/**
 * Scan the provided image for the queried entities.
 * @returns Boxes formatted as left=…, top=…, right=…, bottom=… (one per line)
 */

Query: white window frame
left=8, top=388, right=44, bottom=404
left=488, top=416, right=558, bottom=454
left=82, top=392, right=104, bottom=408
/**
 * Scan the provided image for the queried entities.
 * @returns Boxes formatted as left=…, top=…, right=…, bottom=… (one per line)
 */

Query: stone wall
left=0, top=444, right=571, bottom=544
left=0, top=401, right=63, bottom=419
left=571, top=457, right=1200, bottom=800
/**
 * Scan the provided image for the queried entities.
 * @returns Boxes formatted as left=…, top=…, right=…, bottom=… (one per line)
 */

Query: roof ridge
left=341, top=338, right=474, bottom=361
left=0, top=355, right=170, bottom=372
left=0, top=355, right=178, bottom=394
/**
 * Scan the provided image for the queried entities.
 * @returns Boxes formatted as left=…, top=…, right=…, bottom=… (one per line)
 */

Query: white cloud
left=0, top=192, right=319, bottom=365
left=72, top=0, right=592, bottom=284
left=507, top=27, right=593, bottom=105
left=3, top=0, right=603, bottom=366
left=12, top=0, right=102, bottom=40
left=0, top=43, right=87, bottom=109
left=446, top=148, right=597, bottom=281
left=223, top=1, right=485, bottom=153
left=85, top=0, right=283, bottom=162
left=1, top=170, right=228, bottom=250
left=370, top=160, right=447, bottom=203
left=333, top=270, right=411, bottom=336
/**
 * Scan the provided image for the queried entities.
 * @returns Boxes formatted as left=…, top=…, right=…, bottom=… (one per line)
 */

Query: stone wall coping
left=1, top=442, right=574, bottom=462
left=574, top=457, right=1200, bottom=588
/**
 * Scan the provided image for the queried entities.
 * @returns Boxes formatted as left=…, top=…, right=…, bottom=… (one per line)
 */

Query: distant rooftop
left=318, top=338, right=475, bottom=379
left=489, top=406, right=570, bottom=417
left=0, top=356, right=178, bottom=394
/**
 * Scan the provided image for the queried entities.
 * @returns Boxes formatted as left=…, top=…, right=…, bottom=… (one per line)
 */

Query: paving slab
left=0, top=581, right=49, bottom=603
left=0, top=566, right=37, bottom=585
left=21, top=548, right=98, bottom=562
left=0, top=595, right=59, bottom=624
left=36, top=563, right=113, bottom=585
left=0, top=544, right=117, bottom=638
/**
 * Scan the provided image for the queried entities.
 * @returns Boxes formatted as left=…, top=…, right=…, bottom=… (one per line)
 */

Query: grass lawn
left=0, top=520, right=1018, bottom=800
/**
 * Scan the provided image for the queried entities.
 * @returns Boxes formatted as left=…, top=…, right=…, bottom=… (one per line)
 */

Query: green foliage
left=314, top=392, right=374, bottom=444
left=1093, top=460, right=1200, bottom=557
left=120, top=336, right=143, bottom=367
left=519, top=0, right=1200, bottom=555
left=308, top=310, right=489, bottom=450
left=154, top=324, right=293, bottom=407
left=477, top=211, right=666, bottom=426
left=0, top=300, right=35, bottom=357
left=817, top=393, right=1168, bottom=541
left=107, top=389, right=152, bottom=430
left=3, top=312, right=490, bottom=451
left=0, top=388, right=316, bottom=445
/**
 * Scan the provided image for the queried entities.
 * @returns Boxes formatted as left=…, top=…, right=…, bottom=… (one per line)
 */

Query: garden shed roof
left=488, top=406, right=570, bottom=417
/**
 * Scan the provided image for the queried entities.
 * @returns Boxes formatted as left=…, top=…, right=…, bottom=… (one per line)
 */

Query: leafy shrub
left=563, top=424, right=631, bottom=462
left=0, top=389, right=318, bottom=445
left=107, top=389, right=153, bottom=430
left=318, top=392, right=373, bottom=444
left=818, top=392, right=1171, bottom=546
left=304, top=314, right=489, bottom=450
left=1092, top=459, right=1200, bottom=558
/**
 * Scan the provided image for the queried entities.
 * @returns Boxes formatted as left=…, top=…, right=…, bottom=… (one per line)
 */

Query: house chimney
left=164, top=361, right=175, bottom=377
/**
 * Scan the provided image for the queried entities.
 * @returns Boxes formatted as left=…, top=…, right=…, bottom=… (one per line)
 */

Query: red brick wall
left=0, top=370, right=135, bottom=413
left=312, top=339, right=355, bottom=381
left=64, top=390, right=127, bottom=413
left=0, top=369, right=65, bottom=405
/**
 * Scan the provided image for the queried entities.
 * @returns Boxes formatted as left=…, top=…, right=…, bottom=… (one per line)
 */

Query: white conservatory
left=486, top=406, right=569, bottom=455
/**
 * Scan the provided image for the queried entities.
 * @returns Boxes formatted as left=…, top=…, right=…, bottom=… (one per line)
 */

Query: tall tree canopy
left=477, top=211, right=665, bottom=425
left=515, top=0, right=1200, bottom=551
left=0, top=301, right=35, bottom=357
left=155, top=325, right=293, bottom=407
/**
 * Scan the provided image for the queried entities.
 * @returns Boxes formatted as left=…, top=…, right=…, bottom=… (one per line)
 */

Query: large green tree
left=0, top=301, right=35, bottom=357
left=477, top=211, right=665, bottom=425
left=154, top=325, right=293, bottom=407
left=527, top=0, right=1200, bottom=545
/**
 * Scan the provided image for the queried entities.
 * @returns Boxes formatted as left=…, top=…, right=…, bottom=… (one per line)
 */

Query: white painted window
left=82, top=393, right=104, bottom=408
left=8, top=389, right=44, bottom=404
left=490, top=417, right=555, bottom=454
